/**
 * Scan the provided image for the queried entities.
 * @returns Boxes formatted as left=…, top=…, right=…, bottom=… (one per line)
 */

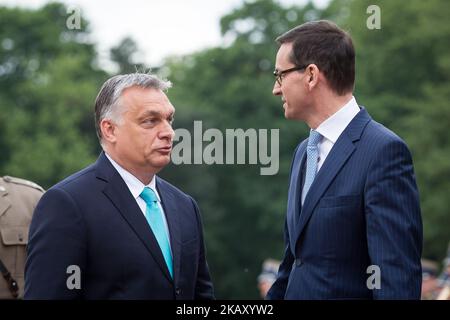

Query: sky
left=2, top=0, right=330, bottom=69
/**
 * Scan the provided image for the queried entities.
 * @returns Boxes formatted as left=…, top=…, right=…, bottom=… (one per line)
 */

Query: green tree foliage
left=0, top=3, right=107, bottom=187
left=110, top=36, right=147, bottom=73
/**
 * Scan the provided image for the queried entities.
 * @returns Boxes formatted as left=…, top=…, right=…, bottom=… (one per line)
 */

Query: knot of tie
left=307, top=130, right=322, bottom=147
left=140, top=187, right=158, bottom=205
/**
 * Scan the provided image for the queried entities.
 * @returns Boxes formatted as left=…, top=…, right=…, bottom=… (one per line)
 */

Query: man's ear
left=100, top=119, right=117, bottom=143
left=307, top=64, right=320, bottom=90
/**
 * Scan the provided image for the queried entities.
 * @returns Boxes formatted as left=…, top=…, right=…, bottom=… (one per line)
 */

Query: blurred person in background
left=257, top=259, right=280, bottom=299
left=436, top=244, right=450, bottom=300
left=421, top=259, right=439, bottom=300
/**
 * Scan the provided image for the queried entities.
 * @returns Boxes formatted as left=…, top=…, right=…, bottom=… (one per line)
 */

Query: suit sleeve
left=266, top=142, right=302, bottom=300
left=190, top=197, right=215, bottom=300
left=266, top=219, right=294, bottom=300
left=364, top=138, right=422, bottom=299
left=24, top=187, right=87, bottom=299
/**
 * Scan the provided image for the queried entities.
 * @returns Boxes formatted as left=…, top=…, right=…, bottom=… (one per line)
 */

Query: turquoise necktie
left=140, top=187, right=173, bottom=278
left=301, top=130, right=322, bottom=205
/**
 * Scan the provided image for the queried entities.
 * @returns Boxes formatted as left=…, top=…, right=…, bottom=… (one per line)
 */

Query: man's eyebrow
left=140, top=110, right=175, bottom=118
left=141, top=110, right=161, bottom=117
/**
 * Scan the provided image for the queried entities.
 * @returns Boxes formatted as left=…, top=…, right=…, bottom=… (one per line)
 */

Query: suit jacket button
left=175, top=288, right=181, bottom=295
left=295, top=258, right=303, bottom=267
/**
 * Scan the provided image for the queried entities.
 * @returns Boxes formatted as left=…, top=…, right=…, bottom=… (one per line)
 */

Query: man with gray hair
left=24, top=73, right=214, bottom=299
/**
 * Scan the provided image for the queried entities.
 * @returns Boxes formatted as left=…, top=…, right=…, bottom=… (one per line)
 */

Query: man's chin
left=152, top=156, right=171, bottom=169
left=283, top=105, right=294, bottom=119
left=284, top=109, right=295, bottom=120
left=284, top=109, right=303, bottom=121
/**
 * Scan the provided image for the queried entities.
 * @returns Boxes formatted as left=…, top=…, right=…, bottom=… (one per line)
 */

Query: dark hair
left=276, top=20, right=355, bottom=95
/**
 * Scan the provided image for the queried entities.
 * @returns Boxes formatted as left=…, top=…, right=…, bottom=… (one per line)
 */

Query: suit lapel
left=156, top=177, right=181, bottom=287
left=95, top=152, right=172, bottom=282
left=294, top=135, right=355, bottom=244
left=286, top=142, right=307, bottom=251
left=293, top=108, right=372, bottom=248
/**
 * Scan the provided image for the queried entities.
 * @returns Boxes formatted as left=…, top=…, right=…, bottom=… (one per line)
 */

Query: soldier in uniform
left=0, top=175, right=44, bottom=299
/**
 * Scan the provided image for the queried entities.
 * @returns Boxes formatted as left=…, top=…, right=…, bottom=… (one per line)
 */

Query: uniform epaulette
left=2, top=176, right=44, bottom=192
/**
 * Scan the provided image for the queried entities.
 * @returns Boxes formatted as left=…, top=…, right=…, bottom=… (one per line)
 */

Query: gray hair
left=94, top=72, right=172, bottom=144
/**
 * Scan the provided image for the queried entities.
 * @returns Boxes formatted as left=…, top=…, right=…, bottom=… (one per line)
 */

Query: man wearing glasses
left=267, top=20, right=422, bottom=299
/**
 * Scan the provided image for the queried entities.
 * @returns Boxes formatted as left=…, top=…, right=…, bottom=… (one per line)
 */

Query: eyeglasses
left=273, top=65, right=307, bottom=86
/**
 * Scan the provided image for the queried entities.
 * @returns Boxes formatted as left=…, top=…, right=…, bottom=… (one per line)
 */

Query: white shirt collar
left=105, top=153, right=160, bottom=202
left=315, top=96, right=360, bottom=144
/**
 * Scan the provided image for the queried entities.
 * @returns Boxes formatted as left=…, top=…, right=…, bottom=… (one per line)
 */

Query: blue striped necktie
left=301, top=130, right=322, bottom=205
left=140, top=187, right=173, bottom=278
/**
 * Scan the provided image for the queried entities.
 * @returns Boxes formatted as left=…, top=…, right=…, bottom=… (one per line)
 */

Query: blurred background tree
left=110, top=36, right=147, bottom=73
left=1, top=0, right=448, bottom=298
left=0, top=3, right=106, bottom=186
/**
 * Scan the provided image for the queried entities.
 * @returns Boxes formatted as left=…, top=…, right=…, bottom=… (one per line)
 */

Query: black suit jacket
left=24, top=152, right=214, bottom=299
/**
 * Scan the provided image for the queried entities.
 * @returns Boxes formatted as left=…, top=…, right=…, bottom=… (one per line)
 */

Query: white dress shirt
left=105, top=153, right=172, bottom=244
left=314, top=96, right=361, bottom=171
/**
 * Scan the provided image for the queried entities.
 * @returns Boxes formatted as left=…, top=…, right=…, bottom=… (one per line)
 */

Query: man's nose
left=159, top=121, right=175, bottom=141
left=272, top=82, right=281, bottom=96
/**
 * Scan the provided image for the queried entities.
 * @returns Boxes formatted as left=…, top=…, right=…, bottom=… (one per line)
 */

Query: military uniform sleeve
left=0, top=176, right=44, bottom=299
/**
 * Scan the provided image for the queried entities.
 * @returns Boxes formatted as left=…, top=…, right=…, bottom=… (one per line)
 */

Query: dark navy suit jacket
left=24, top=152, right=214, bottom=299
left=267, top=108, right=422, bottom=300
